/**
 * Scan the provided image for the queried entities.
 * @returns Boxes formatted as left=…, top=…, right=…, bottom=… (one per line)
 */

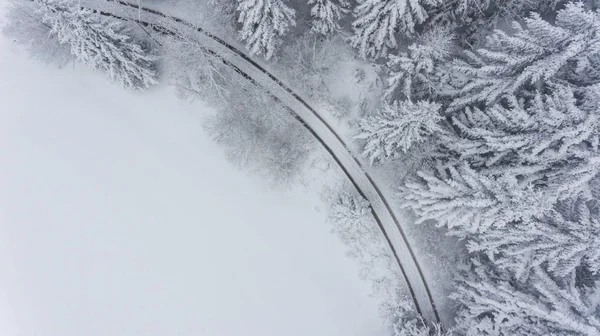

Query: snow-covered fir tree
left=385, top=27, right=453, bottom=101
left=469, top=196, right=600, bottom=280
left=326, top=188, right=372, bottom=232
left=450, top=2, right=600, bottom=110
left=308, top=0, right=349, bottom=36
left=401, top=83, right=600, bottom=244
left=351, top=0, right=441, bottom=58
left=427, top=0, right=545, bottom=47
left=237, top=0, right=296, bottom=59
left=441, top=87, right=600, bottom=200
left=356, top=100, right=442, bottom=165
left=34, top=0, right=157, bottom=89
left=398, top=163, right=556, bottom=237
left=452, top=260, right=600, bottom=336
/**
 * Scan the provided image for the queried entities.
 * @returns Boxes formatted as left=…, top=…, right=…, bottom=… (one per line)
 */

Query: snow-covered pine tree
left=427, top=0, right=491, bottom=28
left=237, top=0, right=296, bottom=60
left=308, top=0, right=349, bottom=36
left=326, top=188, right=372, bottom=234
left=385, top=27, right=453, bottom=101
left=351, top=0, right=441, bottom=58
left=35, top=0, right=157, bottom=89
left=469, top=196, right=600, bottom=280
left=398, top=163, right=555, bottom=237
left=452, top=260, right=600, bottom=336
left=427, top=0, right=544, bottom=47
left=356, top=100, right=442, bottom=165
left=450, top=2, right=600, bottom=110
left=441, top=87, right=600, bottom=200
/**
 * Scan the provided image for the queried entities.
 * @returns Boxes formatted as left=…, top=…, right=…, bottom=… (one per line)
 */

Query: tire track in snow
left=93, top=1, right=441, bottom=325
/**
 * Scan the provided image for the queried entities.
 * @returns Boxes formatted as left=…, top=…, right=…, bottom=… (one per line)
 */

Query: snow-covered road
left=104, top=2, right=441, bottom=324
left=219, top=44, right=442, bottom=324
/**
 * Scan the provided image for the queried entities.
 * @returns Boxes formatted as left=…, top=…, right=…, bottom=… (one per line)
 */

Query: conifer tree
left=427, top=0, right=544, bottom=47
left=35, top=0, right=157, bottom=89
left=351, top=0, right=441, bottom=58
left=399, top=163, right=556, bottom=237
left=385, top=27, right=453, bottom=101
left=469, top=197, right=600, bottom=280
left=237, top=0, right=296, bottom=59
left=356, top=100, right=442, bottom=165
left=452, top=260, right=600, bottom=336
left=308, top=0, right=349, bottom=36
left=441, top=87, right=600, bottom=200
left=450, top=2, right=600, bottom=110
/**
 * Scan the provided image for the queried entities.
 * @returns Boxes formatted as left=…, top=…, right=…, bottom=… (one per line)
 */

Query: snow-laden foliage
left=3, top=0, right=72, bottom=67
left=452, top=260, right=600, bottom=336
left=427, top=0, right=543, bottom=47
left=356, top=100, right=442, bottom=165
left=308, top=0, right=349, bottom=36
left=385, top=28, right=453, bottom=101
left=450, top=2, right=600, bottom=110
left=34, top=0, right=157, bottom=89
left=237, top=0, right=296, bottom=59
left=403, top=85, right=600, bottom=238
left=469, top=197, right=600, bottom=280
left=441, top=86, right=600, bottom=200
left=209, top=0, right=238, bottom=28
left=279, top=34, right=351, bottom=104
left=323, top=186, right=411, bottom=322
left=351, top=0, right=441, bottom=58
left=399, top=163, right=555, bottom=237
left=163, top=35, right=238, bottom=106
left=393, top=317, right=451, bottom=336
left=206, top=84, right=313, bottom=185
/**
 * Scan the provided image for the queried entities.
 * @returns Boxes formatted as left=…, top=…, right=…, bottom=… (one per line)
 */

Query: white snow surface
left=0, top=21, right=386, bottom=336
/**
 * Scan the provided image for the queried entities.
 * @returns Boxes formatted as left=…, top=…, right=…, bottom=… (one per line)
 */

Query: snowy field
left=0, top=21, right=385, bottom=336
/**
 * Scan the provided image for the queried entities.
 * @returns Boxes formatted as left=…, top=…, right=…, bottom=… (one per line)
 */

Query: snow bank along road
left=93, top=0, right=441, bottom=325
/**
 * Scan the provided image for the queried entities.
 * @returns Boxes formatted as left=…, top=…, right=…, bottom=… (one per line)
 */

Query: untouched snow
left=0, top=30, right=386, bottom=336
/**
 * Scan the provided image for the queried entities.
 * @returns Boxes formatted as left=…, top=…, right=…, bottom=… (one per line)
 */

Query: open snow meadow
left=0, top=11, right=386, bottom=336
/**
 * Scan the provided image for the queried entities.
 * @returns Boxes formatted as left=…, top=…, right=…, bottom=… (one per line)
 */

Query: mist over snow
left=0, top=10, right=386, bottom=336
left=4, top=0, right=600, bottom=333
